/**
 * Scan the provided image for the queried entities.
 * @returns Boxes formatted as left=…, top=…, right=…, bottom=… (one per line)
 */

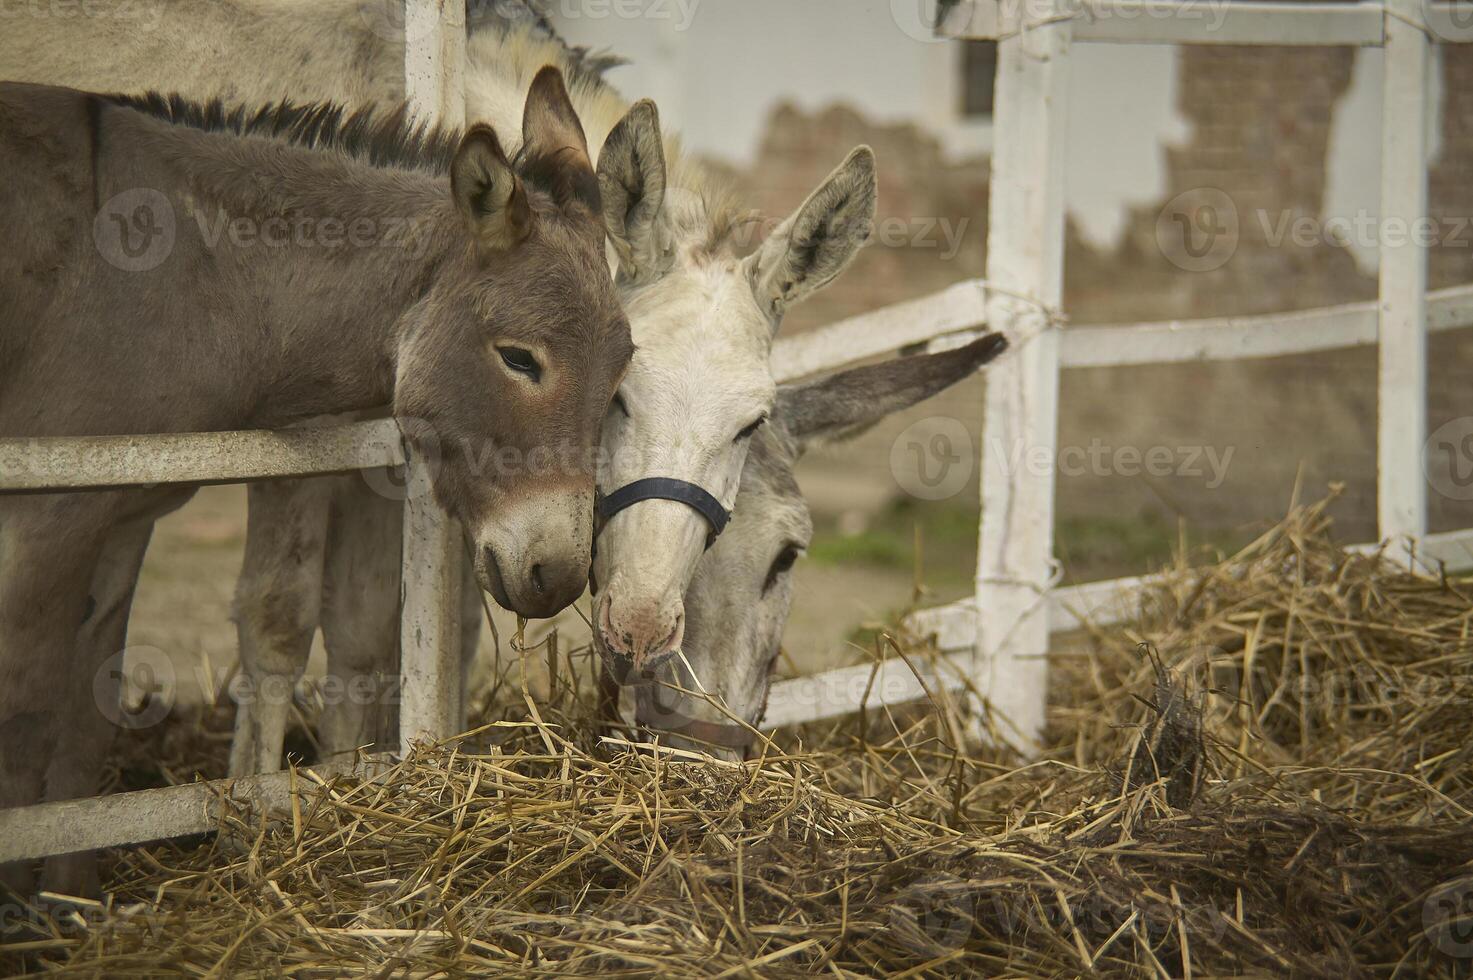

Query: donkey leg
left=319, top=476, right=403, bottom=757
left=228, top=478, right=330, bottom=777
left=40, top=518, right=158, bottom=898
left=0, top=495, right=114, bottom=897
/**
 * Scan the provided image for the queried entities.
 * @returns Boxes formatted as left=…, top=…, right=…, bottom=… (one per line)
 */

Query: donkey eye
left=735, top=415, right=767, bottom=442
left=612, top=392, right=630, bottom=417
left=762, top=542, right=802, bottom=594
left=498, top=346, right=541, bottom=382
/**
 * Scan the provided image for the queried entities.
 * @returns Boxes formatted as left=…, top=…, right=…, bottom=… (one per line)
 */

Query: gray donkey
left=0, top=70, right=634, bottom=895
left=3, top=3, right=879, bottom=781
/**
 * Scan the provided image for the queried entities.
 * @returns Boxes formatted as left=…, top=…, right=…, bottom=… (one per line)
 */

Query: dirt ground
left=126, top=485, right=925, bottom=706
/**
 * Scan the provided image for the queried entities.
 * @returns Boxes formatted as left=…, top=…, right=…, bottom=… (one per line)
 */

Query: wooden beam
left=397, top=451, right=464, bottom=755
left=940, top=0, right=1389, bottom=46
left=0, top=420, right=404, bottom=493
left=1062, top=284, right=1473, bottom=368
left=403, top=0, right=466, bottom=130
left=971, top=0, right=1072, bottom=749
left=396, top=0, right=468, bottom=758
left=900, top=527, right=1473, bottom=661
left=1377, top=0, right=1432, bottom=546
left=0, top=758, right=374, bottom=863
left=764, top=651, right=973, bottom=730
left=771, top=282, right=987, bottom=383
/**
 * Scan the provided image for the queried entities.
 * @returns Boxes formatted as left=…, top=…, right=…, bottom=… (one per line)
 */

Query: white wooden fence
left=3, top=0, right=1472, bottom=864
left=773, top=0, right=1473, bottom=738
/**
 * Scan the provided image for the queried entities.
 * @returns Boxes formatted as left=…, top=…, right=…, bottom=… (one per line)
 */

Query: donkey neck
left=110, top=105, right=460, bottom=427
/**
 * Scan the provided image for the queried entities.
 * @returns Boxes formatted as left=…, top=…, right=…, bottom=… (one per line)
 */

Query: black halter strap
left=596, top=477, right=731, bottom=549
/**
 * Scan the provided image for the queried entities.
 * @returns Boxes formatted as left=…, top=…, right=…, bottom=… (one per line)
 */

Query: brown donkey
left=0, top=69, right=632, bottom=893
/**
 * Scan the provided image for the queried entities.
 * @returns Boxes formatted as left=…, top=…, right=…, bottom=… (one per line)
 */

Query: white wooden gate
left=2, top=0, right=1472, bottom=864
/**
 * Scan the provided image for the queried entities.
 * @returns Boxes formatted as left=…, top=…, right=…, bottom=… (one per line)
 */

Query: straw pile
left=4, top=493, right=1473, bottom=977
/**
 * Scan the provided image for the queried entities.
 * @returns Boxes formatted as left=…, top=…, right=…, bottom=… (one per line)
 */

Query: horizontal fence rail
left=940, top=0, right=1473, bottom=47
left=0, top=758, right=373, bottom=865
left=771, top=281, right=988, bottom=382
left=771, top=282, right=1473, bottom=380
left=1063, top=283, right=1473, bottom=368
left=0, top=419, right=404, bottom=492
left=897, top=527, right=1473, bottom=649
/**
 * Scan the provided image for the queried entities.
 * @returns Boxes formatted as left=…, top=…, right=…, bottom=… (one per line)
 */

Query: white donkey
left=637, top=335, right=1010, bottom=759
left=5, top=0, right=877, bottom=884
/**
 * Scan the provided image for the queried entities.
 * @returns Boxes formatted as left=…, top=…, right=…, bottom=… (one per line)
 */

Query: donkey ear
left=520, top=66, right=599, bottom=209
left=597, top=99, right=667, bottom=279
left=775, top=334, right=1009, bottom=454
left=451, top=125, right=530, bottom=253
left=745, top=145, right=877, bottom=324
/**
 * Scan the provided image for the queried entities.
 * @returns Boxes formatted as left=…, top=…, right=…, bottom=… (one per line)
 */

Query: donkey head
left=632, top=335, right=1010, bottom=759
left=395, top=67, right=632, bottom=618
left=589, top=101, right=878, bottom=679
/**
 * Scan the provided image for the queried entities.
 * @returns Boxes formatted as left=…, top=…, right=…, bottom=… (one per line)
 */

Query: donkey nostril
left=655, top=619, right=681, bottom=656
left=530, top=563, right=546, bottom=594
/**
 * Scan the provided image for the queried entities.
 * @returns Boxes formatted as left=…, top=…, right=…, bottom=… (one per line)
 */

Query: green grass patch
left=809, top=498, right=1255, bottom=596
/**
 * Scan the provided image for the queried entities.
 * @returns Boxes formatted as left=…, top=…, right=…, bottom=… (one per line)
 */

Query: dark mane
left=465, top=0, right=626, bottom=85
left=104, top=91, right=463, bottom=174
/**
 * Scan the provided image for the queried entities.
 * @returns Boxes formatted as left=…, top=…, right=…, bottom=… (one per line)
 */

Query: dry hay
left=4, top=492, right=1473, bottom=977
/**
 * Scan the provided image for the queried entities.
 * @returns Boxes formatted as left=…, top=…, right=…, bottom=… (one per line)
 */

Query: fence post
left=403, top=0, right=466, bottom=130
left=972, top=0, right=1071, bottom=749
left=399, top=0, right=466, bottom=756
left=398, top=447, right=465, bottom=756
left=1377, top=0, right=1431, bottom=552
